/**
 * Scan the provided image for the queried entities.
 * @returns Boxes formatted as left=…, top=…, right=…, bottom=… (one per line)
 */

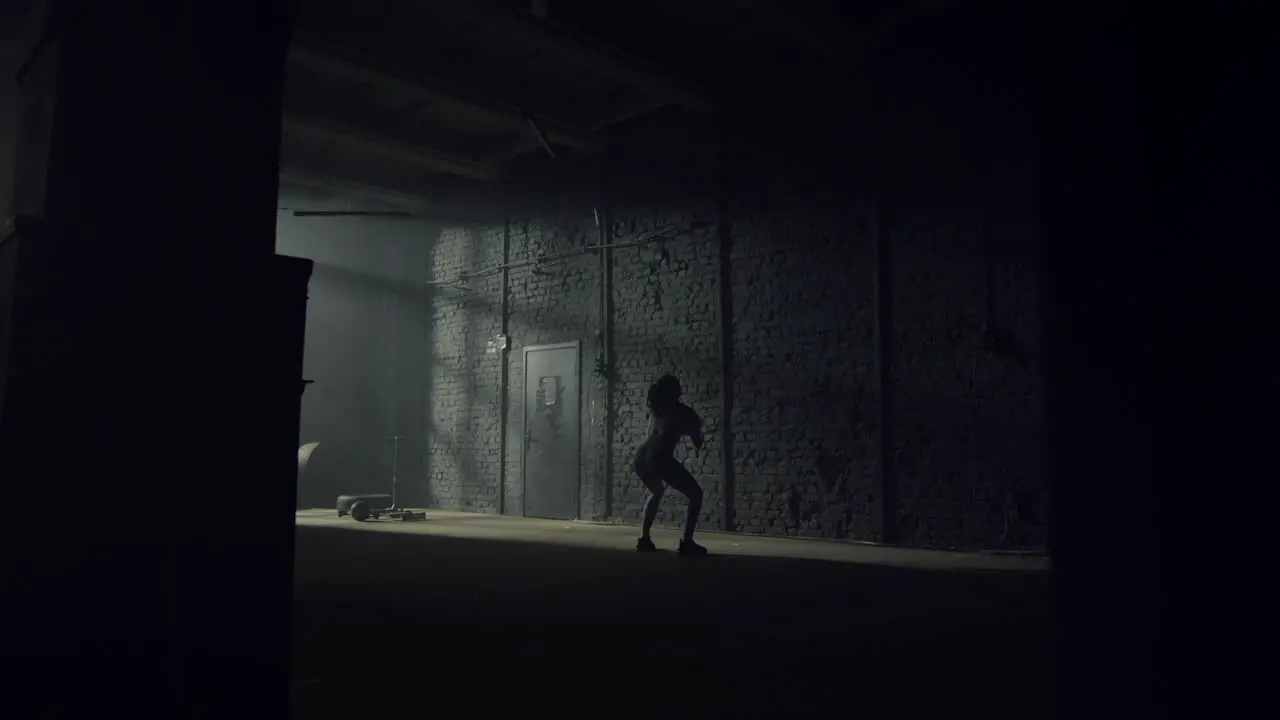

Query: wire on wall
left=423, top=217, right=715, bottom=288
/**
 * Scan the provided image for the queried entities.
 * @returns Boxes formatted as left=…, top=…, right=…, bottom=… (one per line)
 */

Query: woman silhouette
left=633, top=374, right=708, bottom=555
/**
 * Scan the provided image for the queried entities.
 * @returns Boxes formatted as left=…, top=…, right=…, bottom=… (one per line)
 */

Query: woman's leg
left=663, top=460, right=704, bottom=544
left=635, top=458, right=665, bottom=540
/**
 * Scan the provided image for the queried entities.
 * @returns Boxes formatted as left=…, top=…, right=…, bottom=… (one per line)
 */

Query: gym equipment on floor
left=336, top=436, right=426, bottom=522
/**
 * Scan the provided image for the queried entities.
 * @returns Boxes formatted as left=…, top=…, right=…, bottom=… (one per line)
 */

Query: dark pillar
left=1, top=0, right=297, bottom=714
left=1039, top=4, right=1157, bottom=716
left=1038, top=1, right=1280, bottom=716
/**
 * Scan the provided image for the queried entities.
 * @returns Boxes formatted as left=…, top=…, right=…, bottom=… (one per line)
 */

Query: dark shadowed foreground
left=291, top=514, right=1051, bottom=717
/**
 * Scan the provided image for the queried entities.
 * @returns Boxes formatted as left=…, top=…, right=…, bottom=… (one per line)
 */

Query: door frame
left=520, top=340, right=582, bottom=519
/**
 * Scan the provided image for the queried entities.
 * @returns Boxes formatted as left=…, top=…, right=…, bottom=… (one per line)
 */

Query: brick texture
left=501, top=207, right=603, bottom=519
left=415, top=118, right=1045, bottom=549
left=300, top=14, right=1048, bottom=550
left=727, top=169, right=882, bottom=541
left=426, top=223, right=505, bottom=512
left=605, top=116, right=723, bottom=532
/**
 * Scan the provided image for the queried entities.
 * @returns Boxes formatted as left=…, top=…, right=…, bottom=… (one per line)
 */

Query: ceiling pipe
left=289, top=210, right=413, bottom=218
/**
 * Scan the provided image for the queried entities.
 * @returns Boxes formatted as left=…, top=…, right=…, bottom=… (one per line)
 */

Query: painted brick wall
left=424, top=157, right=606, bottom=518
left=726, top=166, right=882, bottom=541
left=501, top=203, right=603, bottom=519
left=874, top=12, right=1046, bottom=548
left=605, top=115, right=723, bottom=532
left=416, top=8, right=1047, bottom=550
left=425, top=223, right=505, bottom=513
left=879, top=178, right=1045, bottom=548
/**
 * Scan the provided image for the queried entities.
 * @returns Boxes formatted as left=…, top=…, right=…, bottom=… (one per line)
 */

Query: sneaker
left=678, top=539, right=708, bottom=556
left=636, top=537, right=658, bottom=553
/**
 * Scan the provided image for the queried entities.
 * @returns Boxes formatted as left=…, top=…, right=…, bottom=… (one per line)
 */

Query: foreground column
left=1, top=1, right=302, bottom=714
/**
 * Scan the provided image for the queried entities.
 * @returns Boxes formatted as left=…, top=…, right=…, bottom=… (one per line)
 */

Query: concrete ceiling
left=279, top=0, right=961, bottom=212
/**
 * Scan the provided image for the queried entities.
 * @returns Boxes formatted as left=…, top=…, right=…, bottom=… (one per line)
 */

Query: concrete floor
left=292, top=510, right=1053, bottom=717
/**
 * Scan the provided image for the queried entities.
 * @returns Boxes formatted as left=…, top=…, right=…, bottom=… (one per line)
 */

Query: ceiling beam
left=287, top=37, right=603, bottom=154
left=278, top=167, right=420, bottom=210
left=281, top=115, right=501, bottom=182
left=457, top=1, right=714, bottom=113
left=487, top=96, right=674, bottom=163
left=278, top=166, right=491, bottom=222
left=585, top=96, right=677, bottom=133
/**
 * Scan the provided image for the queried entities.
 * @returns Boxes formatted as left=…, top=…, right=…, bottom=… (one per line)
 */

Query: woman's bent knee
left=678, top=482, right=703, bottom=506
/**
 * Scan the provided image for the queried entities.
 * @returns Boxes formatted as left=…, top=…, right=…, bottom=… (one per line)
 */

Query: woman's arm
left=687, top=406, right=705, bottom=449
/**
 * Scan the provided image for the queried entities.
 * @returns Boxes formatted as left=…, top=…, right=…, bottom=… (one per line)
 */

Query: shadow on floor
left=292, top=526, right=1053, bottom=717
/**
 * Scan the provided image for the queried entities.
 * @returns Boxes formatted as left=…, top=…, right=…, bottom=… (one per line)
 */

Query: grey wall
left=871, top=24, right=1045, bottom=549
left=421, top=10, right=1046, bottom=550
left=275, top=188, right=435, bottom=507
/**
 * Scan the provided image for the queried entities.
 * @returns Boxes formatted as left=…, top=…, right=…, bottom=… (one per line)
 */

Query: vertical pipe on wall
left=717, top=125, right=737, bottom=532
left=873, top=177, right=899, bottom=544
left=599, top=160, right=615, bottom=518
left=419, top=232, right=431, bottom=508
left=498, top=185, right=511, bottom=515
left=384, top=245, right=399, bottom=488
left=977, top=102, right=998, bottom=349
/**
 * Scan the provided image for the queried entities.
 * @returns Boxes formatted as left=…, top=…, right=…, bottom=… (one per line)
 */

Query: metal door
left=522, top=342, right=580, bottom=519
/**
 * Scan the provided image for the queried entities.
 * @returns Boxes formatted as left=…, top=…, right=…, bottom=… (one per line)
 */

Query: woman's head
left=655, top=374, right=682, bottom=398
left=646, top=374, right=682, bottom=411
